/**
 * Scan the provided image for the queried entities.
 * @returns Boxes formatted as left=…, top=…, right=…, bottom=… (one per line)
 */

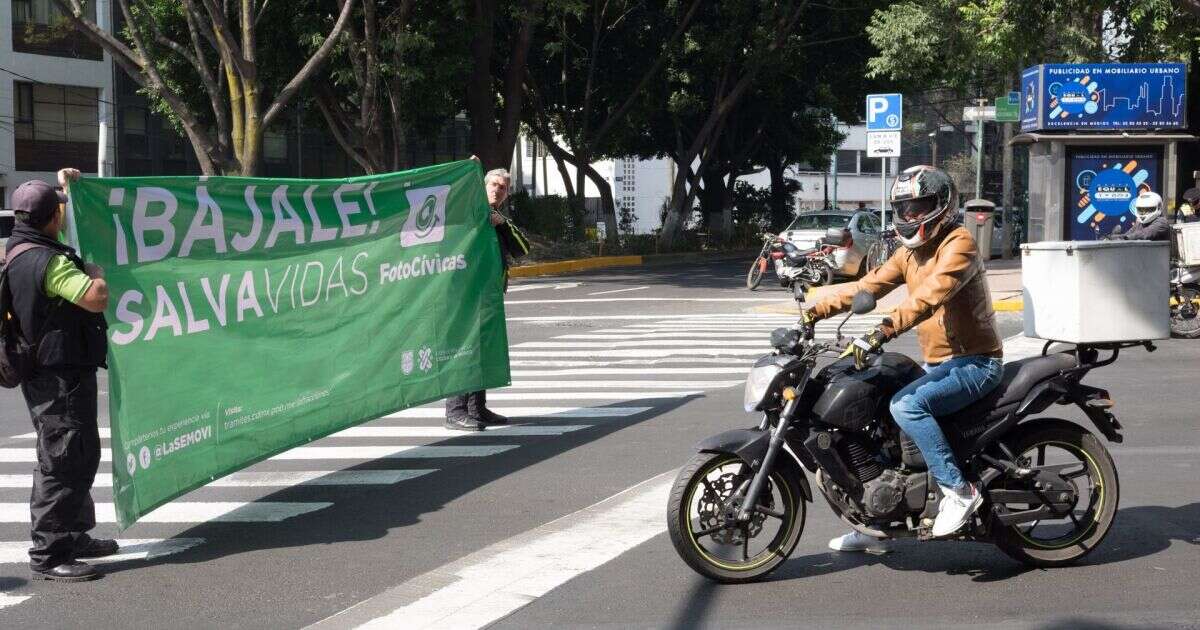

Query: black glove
left=840, top=326, right=889, bottom=369
left=798, top=309, right=819, bottom=339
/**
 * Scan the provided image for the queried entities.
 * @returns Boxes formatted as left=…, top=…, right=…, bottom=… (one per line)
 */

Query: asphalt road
left=0, top=258, right=1197, bottom=629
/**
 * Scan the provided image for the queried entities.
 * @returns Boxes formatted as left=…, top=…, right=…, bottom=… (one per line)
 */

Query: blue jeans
left=889, top=355, right=1003, bottom=489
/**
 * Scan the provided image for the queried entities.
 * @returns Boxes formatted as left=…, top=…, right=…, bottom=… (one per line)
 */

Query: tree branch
left=262, top=0, right=357, bottom=129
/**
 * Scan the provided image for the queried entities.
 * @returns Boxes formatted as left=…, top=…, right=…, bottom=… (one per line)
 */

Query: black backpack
left=0, top=243, right=48, bottom=388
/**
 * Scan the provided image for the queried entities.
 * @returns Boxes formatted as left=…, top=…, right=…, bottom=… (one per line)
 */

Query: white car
left=779, top=211, right=882, bottom=277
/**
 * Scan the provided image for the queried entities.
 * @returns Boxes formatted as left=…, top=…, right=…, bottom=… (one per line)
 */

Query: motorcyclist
left=801, top=165, right=1004, bottom=552
left=1178, top=188, right=1199, bottom=224
left=1110, top=191, right=1171, bottom=241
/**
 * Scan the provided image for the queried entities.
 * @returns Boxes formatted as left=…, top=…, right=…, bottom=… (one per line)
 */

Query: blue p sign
left=866, top=93, right=902, bottom=131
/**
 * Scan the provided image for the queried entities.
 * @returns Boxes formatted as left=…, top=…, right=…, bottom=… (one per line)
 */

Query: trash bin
left=962, top=199, right=995, bottom=260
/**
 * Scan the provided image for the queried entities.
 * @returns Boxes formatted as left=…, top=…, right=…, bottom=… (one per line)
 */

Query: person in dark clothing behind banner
left=444, top=166, right=529, bottom=431
left=7, top=169, right=116, bottom=582
left=1178, top=188, right=1200, bottom=224
left=1111, top=191, right=1171, bottom=241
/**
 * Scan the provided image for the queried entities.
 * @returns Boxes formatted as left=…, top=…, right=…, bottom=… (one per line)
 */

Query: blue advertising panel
left=1066, top=148, right=1162, bottom=240
left=1021, top=63, right=1187, bottom=131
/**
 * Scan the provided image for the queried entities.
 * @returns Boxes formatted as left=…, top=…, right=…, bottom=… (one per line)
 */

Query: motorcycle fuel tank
left=810, top=353, right=925, bottom=432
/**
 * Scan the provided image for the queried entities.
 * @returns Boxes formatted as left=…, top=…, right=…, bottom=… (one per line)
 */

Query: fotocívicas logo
left=401, top=185, right=451, bottom=247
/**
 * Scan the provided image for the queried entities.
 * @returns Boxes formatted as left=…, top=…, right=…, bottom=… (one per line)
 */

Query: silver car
left=779, top=211, right=882, bottom=278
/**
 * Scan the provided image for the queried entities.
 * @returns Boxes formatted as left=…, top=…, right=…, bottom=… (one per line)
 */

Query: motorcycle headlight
left=743, top=355, right=788, bottom=412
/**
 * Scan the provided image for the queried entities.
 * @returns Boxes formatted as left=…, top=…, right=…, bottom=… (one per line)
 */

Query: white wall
left=0, top=0, right=115, bottom=208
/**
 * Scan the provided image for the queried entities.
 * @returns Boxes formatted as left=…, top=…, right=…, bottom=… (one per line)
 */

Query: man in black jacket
left=8, top=169, right=116, bottom=582
left=444, top=167, right=527, bottom=431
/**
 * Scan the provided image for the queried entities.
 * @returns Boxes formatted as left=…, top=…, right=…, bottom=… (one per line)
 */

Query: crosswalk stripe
left=469, top=392, right=700, bottom=401
left=0, top=594, right=30, bottom=610
left=0, top=470, right=437, bottom=489
left=386, top=407, right=651, bottom=419
left=0, top=538, right=205, bottom=564
left=0, top=502, right=329, bottom=523
left=9, top=424, right=592, bottom=441
left=502, top=380, right=742, bottom=389
left=562, top=332, right=773, bottom=338
left=512, top=367, right=748, bottom=376
left=509, top=359, right=750, bottom=368
left=514, top=340, right=768, bottom=348
left=509, top=348, right=767, bottom=358
left=0, top=444, right=519, bottom=464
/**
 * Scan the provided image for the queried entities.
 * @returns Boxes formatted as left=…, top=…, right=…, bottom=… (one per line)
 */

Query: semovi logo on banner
left=401, top=185, right=451, bottom=247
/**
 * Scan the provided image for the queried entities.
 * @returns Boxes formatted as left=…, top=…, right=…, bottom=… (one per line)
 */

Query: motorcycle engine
left=860, top=469, right=906, bottom=519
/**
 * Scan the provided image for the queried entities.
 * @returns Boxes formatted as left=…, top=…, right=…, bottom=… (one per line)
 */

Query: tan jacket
left=809, top=226, right=1002, bottom=365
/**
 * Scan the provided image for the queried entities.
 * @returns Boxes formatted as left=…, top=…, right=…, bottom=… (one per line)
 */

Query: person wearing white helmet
left=1111, top=191, right=1171, bottom=241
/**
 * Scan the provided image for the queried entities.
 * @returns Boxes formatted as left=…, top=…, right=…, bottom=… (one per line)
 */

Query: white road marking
left=502, top=380, right=742, bottom=389
left=306, top=473, right=673, bottom=630
left=505, top=298, right=784, bottom=305
left=10, top=425, right=588, bottom=441
left=0, top=502, right=329, bottom=523
left=561, top=331, right=770, bottom=339
left=510, top=348, right=767, bottom=358
left=509, top=358, right=750, bottom=368
left=0, top=470, right=437, bottom=489
left=0, top=594, right=30, bottom=610
left=386, top=406, right=651, bottom=419
left=0, top=445, right=518, bottom=464
left=482, top=392, right=700, bottom=400
left=0, top=538, right=204, bottom=564
left=513, top=367, right=749, bottom=376
left=588, top=286, right=649, bottom=296
left=509, top=313, right=793, bottom=321
left=513, top=340, right=767, bottom=349
left=505, top=282, right=581, bottom=293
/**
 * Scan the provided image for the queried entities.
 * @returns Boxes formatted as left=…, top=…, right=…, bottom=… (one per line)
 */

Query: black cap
left=11, top=179, right=66, bottom=227
left=1183, top=187, right=1200, bottom=205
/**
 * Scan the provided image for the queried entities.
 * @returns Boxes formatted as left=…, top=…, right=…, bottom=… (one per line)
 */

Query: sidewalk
left=754, top=257, right=1024, bottom=315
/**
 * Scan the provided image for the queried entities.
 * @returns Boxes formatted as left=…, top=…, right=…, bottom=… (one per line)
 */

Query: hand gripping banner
left=67, top=160, right=510, bottom=527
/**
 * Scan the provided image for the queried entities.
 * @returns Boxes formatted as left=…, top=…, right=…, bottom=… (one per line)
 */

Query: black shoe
left=445, top=415, right=486, bottom=431
left=479, top=408, right=509, bottom=425
left=31, top=561, right=100, bottom=582
left=75, top=536, right=119, bottom=559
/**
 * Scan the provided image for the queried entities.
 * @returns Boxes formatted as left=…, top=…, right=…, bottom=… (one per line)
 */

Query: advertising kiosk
left=1013, top=62, right=1194, bottom=242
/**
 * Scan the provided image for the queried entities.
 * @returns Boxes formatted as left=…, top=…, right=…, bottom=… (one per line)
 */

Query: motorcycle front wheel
left=747, top=257, right=767, bottom=290
left=989, top=421, right=1119, bottom=568
left=667, top=452, right=805, bottom=583
left=1169, top=286, right=1200, bottom=339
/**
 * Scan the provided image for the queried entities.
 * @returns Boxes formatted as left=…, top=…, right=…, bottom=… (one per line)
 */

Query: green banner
left=67, top=160, right=510, bottom=528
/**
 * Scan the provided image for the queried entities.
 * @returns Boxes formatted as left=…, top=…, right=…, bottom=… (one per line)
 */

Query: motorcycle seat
left=941, top=352, right=1077, bottom=424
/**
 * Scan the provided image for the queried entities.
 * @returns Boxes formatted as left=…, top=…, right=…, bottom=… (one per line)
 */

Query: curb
left=508, top=249, right=757, bottom=278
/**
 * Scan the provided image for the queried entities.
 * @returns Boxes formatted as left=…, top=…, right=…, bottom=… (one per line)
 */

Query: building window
left=835, top=150, right=857, bottom=174
left=860, top=155, right=882, bottom=175
left=11, top=0, right=102, bottom=60
left=13, top=81, right=99, bottom=172
left=264, top=131, right=289, bottom=163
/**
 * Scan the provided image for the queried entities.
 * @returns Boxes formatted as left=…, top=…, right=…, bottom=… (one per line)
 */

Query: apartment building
left=1, top=0, right=115, bottom=208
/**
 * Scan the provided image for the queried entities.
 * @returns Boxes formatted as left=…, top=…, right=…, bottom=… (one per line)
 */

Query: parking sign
left=866, top=93, right=902, bottom=131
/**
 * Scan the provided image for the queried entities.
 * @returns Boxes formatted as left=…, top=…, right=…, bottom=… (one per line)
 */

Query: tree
left=523, top=0, right=702, bottom=244
left=56, top=0, right=356, bottom=175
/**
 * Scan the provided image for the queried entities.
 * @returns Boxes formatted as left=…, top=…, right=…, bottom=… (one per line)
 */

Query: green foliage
left=508, top=192, right=585, bottom=242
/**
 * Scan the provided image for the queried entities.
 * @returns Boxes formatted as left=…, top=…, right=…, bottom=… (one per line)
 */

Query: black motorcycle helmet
left=890, top=165, right=957, bottom=248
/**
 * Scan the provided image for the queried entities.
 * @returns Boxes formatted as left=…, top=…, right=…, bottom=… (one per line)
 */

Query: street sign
left=866, top=93, right=902, bottom=131
left=994, top=96, right=1019, bottom=122
left=963, top=105, right=996, bottom=122
left=866, top=131, right=901, bottom=157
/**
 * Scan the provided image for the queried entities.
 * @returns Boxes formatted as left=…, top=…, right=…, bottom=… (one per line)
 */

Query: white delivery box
left=1021, top=240, right=1169, bottom=343
left=1173, top=222, right=1200, bottom=266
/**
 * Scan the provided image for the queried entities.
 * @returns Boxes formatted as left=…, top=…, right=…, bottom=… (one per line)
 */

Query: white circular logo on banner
left=126, top=453, right=137, bottom=476
left=139, top=446, right=152, bottom=470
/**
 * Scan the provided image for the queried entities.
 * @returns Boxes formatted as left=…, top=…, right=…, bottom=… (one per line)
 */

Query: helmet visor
left=893, top=196, right=939, bottom=222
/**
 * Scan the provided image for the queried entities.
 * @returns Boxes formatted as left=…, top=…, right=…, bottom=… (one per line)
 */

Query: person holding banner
left=7, top=169, right=117, bottom=582
left=444, top=166, right=528, bottom=431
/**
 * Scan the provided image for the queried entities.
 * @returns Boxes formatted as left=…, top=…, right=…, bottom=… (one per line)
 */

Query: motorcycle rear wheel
left=989, top=421, right=1119, bottom=568
left=747, top=257, right=766, bottom=290
left=668, top=452, right=805, bottom=583
left=1169, top=286, right=1200, bottom=339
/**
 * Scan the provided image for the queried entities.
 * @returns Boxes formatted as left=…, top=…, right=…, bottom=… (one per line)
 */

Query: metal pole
left=831, top=150, right=839, bottom=209
left=880, top=166, right=886, bottom=228
left=974, top=98, right=986, bottom=200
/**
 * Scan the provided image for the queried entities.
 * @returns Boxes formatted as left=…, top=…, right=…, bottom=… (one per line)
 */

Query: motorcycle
left=746, top=229, right=844, bottom=298
left=667, top=290, right=1144, bottom=583
left=1170, top=263, right=1200, bottom=338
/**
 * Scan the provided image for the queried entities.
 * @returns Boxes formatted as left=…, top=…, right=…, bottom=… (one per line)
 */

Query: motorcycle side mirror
left=851, top=291, right=876, bottom=315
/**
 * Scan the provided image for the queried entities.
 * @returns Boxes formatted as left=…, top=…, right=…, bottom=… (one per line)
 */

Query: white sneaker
left=828, top=530, right=886, bottom=552
left=931, top=483, right=983, bottom=537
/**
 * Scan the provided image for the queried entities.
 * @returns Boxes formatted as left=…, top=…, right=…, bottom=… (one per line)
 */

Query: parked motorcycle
left=667, top=290, right=1143, bottom=583
left=746, top=229, right=843, bottom=297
